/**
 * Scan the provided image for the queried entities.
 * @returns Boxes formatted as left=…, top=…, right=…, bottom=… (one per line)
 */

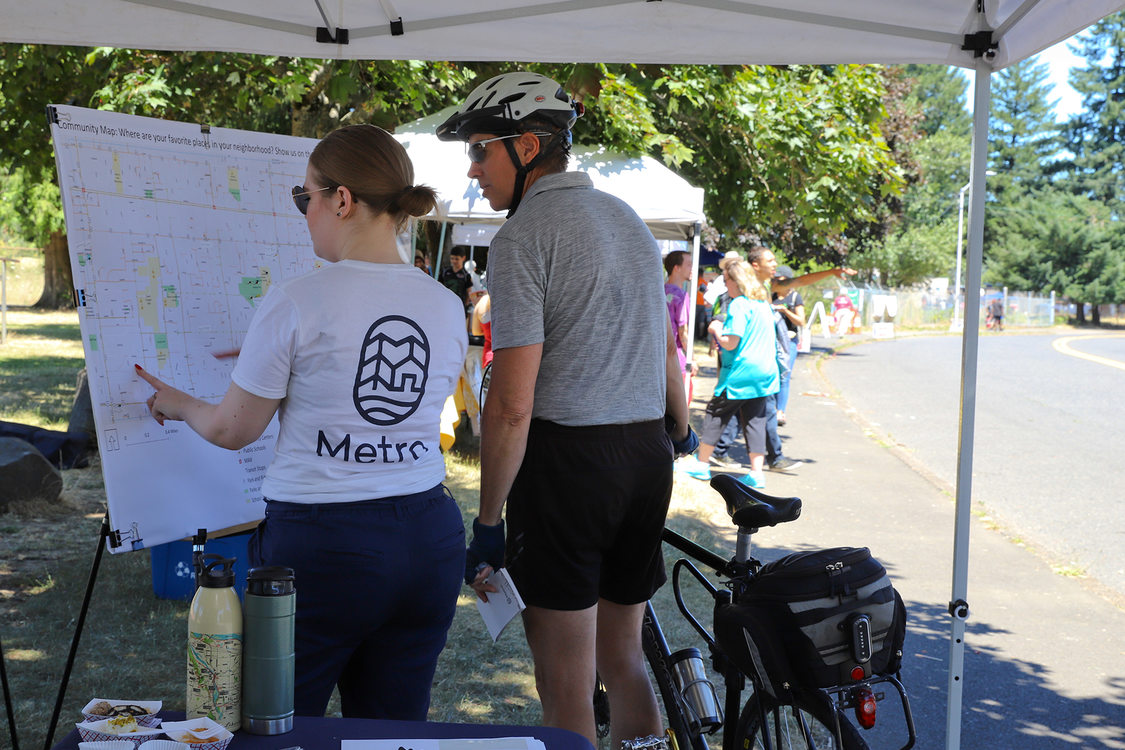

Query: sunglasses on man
left=466, top=132, right=551, bottom=164
left=291, top=185, right=331, bottom=215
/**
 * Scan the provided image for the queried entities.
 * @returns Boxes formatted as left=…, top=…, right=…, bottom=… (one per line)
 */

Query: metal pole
left=950, top=184, right=969, bottom=332
left=945, top=60, right=991, bottom=750
left=0, top=257, right=17, bottom=345
left=685, top=223, right=702, bottom=384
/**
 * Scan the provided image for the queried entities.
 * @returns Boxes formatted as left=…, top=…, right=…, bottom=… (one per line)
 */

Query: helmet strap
left=501, top=132, right=567, bottom=218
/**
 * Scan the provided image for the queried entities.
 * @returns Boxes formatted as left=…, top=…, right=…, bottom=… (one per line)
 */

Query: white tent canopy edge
left=7, top=3, right=1125, bottom=748
left=2, top=0, right=1119, bottom=70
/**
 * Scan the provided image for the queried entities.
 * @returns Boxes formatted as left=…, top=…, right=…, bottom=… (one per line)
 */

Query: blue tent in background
left=698, top=247, right=723, bottom=268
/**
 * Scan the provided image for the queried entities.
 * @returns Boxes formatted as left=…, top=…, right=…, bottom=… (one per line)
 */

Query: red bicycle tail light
left=854, top=687, right=877, bottom=729
left=850, top=665, right=866, bottom=682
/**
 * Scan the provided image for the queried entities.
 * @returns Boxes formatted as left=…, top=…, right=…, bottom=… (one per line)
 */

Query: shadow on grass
left=7, top=323, right=82, bottom=342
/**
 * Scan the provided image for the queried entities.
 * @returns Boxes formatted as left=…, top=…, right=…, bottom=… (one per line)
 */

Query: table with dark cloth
left=54, top=711, right=594, bottom=750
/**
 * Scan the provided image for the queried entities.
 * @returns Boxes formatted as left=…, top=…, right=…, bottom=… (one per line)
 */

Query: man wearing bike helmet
left=438, top=71, right=696, bottom=746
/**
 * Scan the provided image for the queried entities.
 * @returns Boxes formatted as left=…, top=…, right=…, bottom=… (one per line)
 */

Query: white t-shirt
left=232, top=260, right=468, bottom=503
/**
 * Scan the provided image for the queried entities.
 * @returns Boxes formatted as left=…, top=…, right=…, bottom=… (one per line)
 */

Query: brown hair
left=664, top=251, right=688, bottom=276
left=746, top=245, right=772, bottom=267
left=309, top=124, right=437, bottom=232
left=520, top=120, right=571, bottom=173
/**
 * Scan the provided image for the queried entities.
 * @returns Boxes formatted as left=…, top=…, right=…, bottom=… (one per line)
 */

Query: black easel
left=42, top=515, right=111, bottom=750
left=2, top=632, right=19, bottom=750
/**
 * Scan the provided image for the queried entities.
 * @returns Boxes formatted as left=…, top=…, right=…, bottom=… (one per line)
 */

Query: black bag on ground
left=715, top=547, right=905, bottom=694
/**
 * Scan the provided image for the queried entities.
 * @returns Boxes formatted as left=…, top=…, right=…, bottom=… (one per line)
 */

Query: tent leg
left=945, top=59, right=991, bottom=750
left=434, top=222, right=447, bottom=279
left=684, top=223, right=702, bottom=398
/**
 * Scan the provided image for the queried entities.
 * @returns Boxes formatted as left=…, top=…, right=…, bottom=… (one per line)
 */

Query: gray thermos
left=241, top=566, right=296, bottom=735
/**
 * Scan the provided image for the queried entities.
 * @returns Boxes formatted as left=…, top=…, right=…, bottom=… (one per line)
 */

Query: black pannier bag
left=714, top=547, right=905, bottom=695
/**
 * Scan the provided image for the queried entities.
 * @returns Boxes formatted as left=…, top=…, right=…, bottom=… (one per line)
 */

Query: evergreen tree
left=988, top=57, right=1059, bottom=200
left=1063, top=11, right=1125, bottom=204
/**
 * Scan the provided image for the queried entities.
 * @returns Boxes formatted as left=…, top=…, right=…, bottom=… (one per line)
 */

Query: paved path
left=690, top=336, right=1125, bottom=749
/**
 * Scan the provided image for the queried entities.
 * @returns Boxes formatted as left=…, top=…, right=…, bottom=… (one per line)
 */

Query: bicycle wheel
left=734, top=688, right=867, bottom=750
left=641, top=613, right=708, bottom=750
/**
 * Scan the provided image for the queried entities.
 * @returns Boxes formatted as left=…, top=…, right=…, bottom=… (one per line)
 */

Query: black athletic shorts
left=505, top=418, right=674, bottom=611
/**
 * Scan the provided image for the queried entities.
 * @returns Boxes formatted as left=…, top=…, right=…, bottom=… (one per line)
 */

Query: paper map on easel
left=50, top=105, right=320, bottom=552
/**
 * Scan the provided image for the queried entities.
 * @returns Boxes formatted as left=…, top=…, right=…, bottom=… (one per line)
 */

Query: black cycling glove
left=465, top=518, right=505, bottom=584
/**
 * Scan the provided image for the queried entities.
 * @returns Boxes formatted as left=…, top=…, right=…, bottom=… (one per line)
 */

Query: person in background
left=696, top=271, right=714, bottom=340
left=987, top=296, right=1004, bottom=331
left=676, top=259, right=778, bottom=488
left=437, top=71, right=696, bottom=748
left=414, top=250, right=432, bottom=275
left=771, top=265, right=805, bottom=427
left=439, top=245, right=474, bottom=312
left=470, top=287, right=493, bottom=367
left=664, top=250, right=697, bottom=393
left=135, top=124, right=468, bottom=721
left=833, top=290, right=858, bottom=334
left=709, top=247, right=850, bottom=471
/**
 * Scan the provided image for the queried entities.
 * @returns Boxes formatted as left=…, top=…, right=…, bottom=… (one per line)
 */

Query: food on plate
left=87, top=700, right=115, bottom=715
left=176, top=730, right=221, bottom=744
left=106, top=716, right=139, bottom=734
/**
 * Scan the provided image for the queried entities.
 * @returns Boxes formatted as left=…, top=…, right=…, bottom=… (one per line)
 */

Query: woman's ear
left=335, top=185, right=354, bottom=217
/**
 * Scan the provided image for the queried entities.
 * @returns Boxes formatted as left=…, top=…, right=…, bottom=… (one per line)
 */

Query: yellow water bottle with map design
left=188, top=553, right=242, bottom=731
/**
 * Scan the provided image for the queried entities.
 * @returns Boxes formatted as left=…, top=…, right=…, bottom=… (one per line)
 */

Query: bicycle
left=597, top=474, right=916, bottom=750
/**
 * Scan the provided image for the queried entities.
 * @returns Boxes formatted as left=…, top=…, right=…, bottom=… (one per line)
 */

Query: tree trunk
left=1092, top=304, right=1102, bottom=326
left=34, top=229, right=75, bottom=309
left=1075, top=302, right=1086, bottom=324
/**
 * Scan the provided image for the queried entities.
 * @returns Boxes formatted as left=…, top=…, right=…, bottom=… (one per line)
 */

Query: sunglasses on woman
left=291, top=185, right=331, bottom=215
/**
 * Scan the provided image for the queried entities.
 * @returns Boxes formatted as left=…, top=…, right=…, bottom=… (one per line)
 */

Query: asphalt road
left=819, top=330, right=1125, bottom=604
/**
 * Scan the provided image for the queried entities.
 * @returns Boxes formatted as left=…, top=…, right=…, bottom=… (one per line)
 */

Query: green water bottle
left=241, top=566, right=295, bottom=735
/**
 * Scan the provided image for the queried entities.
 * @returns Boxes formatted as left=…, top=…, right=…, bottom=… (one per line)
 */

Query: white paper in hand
left=475, top=568, right=526, bottom=642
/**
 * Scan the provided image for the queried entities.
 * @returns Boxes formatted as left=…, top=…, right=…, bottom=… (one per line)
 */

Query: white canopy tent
left=6, top=3, right=1125, bottom=747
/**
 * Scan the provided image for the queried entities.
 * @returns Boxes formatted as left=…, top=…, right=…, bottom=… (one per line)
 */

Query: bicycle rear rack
left=826, top=673, right=916, bottom=750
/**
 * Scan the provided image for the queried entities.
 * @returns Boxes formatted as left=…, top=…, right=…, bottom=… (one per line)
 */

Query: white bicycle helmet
left=436, top=72, right=581, bottom=142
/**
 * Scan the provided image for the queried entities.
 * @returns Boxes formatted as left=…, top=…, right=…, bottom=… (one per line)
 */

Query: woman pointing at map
left=135, top=124, right=469, bottom=721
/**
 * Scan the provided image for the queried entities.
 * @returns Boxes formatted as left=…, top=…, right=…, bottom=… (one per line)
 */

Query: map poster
left=49, top=105, right=321, bottom=553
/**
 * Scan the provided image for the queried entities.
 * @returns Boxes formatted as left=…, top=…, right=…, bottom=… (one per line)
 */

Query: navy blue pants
left=249, top=485, right=465, bottom=720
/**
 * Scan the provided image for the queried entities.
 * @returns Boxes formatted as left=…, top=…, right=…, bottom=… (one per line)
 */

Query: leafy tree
left=0, top=45, right=471, bottom=306
left=848, top=65, right=968, bottom=286
left=2, top=52, right=902, bottom=302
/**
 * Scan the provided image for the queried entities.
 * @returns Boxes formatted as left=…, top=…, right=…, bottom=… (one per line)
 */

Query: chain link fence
left=800, top=284, right=1058, bottom=336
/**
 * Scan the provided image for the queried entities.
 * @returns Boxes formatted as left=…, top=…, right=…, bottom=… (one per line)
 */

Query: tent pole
left=685, top=223, right=702, bottom=396
left=434, top=221, right=447, bottom=279
left=945, top=59, right=991, bottom=750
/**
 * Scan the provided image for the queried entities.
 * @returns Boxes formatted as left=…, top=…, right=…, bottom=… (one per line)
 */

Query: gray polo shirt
left=487, top=171, right=667, bottom=426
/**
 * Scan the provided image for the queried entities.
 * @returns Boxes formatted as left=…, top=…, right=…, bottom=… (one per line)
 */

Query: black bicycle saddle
left=710, top=474, right=802, bottom=528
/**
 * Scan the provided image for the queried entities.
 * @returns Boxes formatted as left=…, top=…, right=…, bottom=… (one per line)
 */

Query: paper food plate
left=81, top=699, right=163, bottom=727
left=75, top=719, right=164, bottom=749
left=159, top=717, right=234, bottom=750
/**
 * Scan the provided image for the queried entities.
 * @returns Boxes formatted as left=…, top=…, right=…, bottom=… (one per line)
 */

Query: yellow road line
left=1052, top=333, right=1125, bottom=371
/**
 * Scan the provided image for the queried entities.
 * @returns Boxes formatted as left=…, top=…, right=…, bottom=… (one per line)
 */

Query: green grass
left=0, top=308, right=731, bottom=750
left=0, top=309, right=85, bottom=431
